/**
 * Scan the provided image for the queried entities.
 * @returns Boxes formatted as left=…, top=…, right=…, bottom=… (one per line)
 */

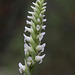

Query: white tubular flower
left=27, top=16, right=33, bottom=19
left=42, top=25, right=46, bottom=30
left=43, top=19, right=47, bottom=22
left=24, top=43, right=31, bottom=55
left=18, top=63, right=25, bottom=73
left=32, top=2, right=39, bottom=7
left=36, top=25, right=40, bottom=31
left=41, top=9, right=46, bottom=14
left=28, top=11, right=35, bottom=15
left=27, top=57, right=34, bottom=66
left=31, top=6, right=37, bottom=11
left=42, top=6, right=46, bottom=10
left=43, top=15, right=45, bottom=17
left=35, top=54, right=46, bottom=64
left=36, top=43, right=46, bottom=52
left=37, top=32, right=45, bottom=41
left=43, top=2, right=47, bottom=6
left=26, top=20, right=32, bottom=25
left=23, top=34, right=31, bottom=42
left=24, top=26, right=31, bottom=32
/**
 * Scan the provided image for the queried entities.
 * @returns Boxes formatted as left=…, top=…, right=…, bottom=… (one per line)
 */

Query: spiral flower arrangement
left=18, top=0, right=47, bottom=75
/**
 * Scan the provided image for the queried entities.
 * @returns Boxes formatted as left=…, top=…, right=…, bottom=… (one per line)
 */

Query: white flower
left=24, top=26, right=31, bottom=32
left=36, top=25, right=40, bottom=31
left=23, top=34, right=31, bottom=42
left=35, top=54, right=46, bottom=64
left=41, top=9, right=46, bottom=14
left=43, top=15, right=45, bottom=17
left=37, top=32, right=45, bottom=41
left=24, top=48, right=29, bottom=56
left=42, top=25, right=46, bottom=30
left=42, top=6, right=46, bottom=10
left=26, top=20, right=32, bottom=25
left=36, top=43, right=46, bottom=52
left=18, top=62, right=25, bottom=73
left=32, top=2, right=39, bottom=7
left=28, top=11, right=35, bottom=15
left=42, top=19, right=47, bottom=22
left=24, top=43, right=31, bottom=55
left=27, top=16, right=33, bottom=19
left=43, top=2, right=47, bottom=6
left=27, top=57, right=34, bottom=66
left=31, top=6, right=37, bottom=11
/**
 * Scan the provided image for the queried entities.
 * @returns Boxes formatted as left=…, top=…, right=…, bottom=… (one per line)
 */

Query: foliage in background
left=0, top=0, right=75, bottom=75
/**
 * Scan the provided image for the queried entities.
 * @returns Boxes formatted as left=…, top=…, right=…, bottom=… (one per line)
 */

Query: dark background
left=0, top=0, right=75, bottom=75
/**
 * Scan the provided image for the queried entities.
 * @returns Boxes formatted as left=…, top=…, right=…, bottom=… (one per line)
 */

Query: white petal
left=42, top=25, right=46, bottom=30
left=23, top=34, right=31, bottom=42
left=43, top=2, right=47, bottom=6
left=39, top=14, right=42, bottom=17
left=27, top=16, right=33, bottom=19
left=41, top=9, right=46, bottom=14
left=43, top=19, right=47, bottom=22
left=36, top=43, right=46, bottom=52
left=32, top=2, right=39, bottom=7
left=35, top=54, right=46, bottom=63
left=43, top=15, right=45, bottom=17
left=31, top=6, right=37, bottom=11
left=42, top=6, right=46, bottom=10
left=39, top=60, right=43, bottom=64
left=24, top=26, right=31, bottom=32
left=37, top=32, right=45, bottom=41
left=28, top=11, right=35, bottom=15
left=19, top=69, right=22, bottom=73
left=36, top=25, right=40, bottom=31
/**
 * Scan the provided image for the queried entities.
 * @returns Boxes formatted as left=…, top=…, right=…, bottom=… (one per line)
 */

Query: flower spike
left=18, top=0, right=47, bottom=74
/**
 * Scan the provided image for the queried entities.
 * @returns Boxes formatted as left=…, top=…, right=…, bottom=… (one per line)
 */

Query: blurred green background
left=0, top=0, right=75, bottom=75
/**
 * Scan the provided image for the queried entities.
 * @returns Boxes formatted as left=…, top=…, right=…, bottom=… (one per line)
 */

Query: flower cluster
left=18, top=0, right=47, bottom=74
